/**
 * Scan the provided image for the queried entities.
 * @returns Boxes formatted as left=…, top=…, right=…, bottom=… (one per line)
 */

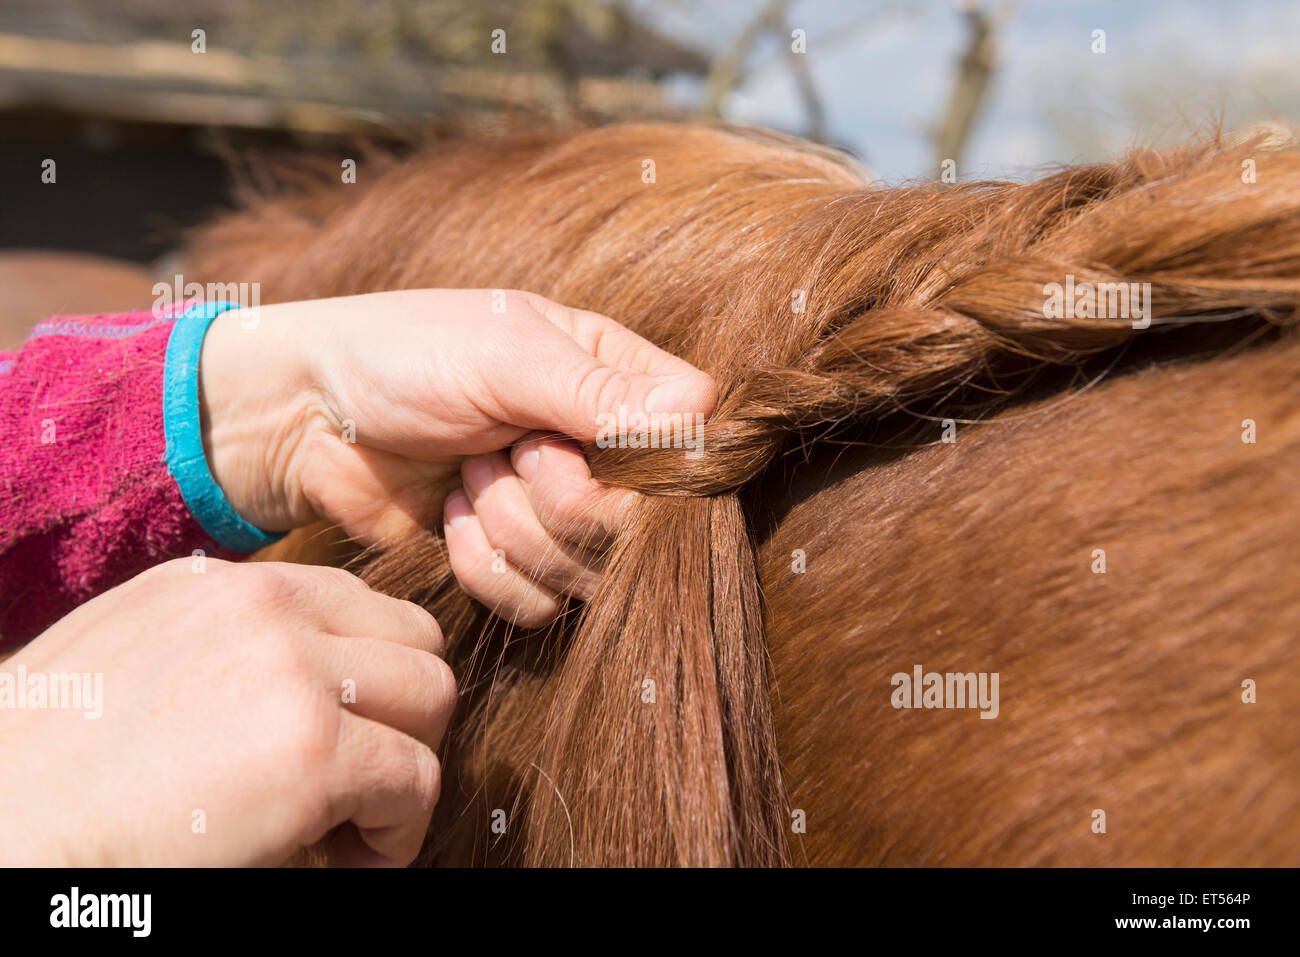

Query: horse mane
left=185, top=122, right=1300, bottom=865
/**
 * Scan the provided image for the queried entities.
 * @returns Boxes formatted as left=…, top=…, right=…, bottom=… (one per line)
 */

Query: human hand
left=0, top=558, right=452, bottom=866
left=199, top=289, right=716, bottom=625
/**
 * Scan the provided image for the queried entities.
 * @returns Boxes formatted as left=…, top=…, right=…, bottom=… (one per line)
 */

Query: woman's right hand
left=0, top=558, right=453, bottom=867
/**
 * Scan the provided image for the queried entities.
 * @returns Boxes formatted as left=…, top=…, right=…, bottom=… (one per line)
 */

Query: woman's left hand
left=198, top=289, right=716, bottom=626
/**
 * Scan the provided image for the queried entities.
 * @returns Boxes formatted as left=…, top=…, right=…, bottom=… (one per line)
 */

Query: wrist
left=197, top=309, right=323, bottom=533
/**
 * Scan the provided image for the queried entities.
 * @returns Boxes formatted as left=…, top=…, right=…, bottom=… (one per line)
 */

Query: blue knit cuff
left=163, top=301, right=287, bottom=553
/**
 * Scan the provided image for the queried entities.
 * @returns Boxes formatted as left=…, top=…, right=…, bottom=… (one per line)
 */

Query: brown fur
left=765, top=336, right=1300, bottom=865
left=181, top=123, right=1299, bottom=866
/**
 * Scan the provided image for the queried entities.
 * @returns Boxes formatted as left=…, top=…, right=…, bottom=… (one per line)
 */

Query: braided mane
left=187, top=123, right=1300, bottom=865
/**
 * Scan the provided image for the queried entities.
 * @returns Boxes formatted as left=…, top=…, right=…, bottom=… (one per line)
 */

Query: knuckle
left=288, top=701, right=338, bottom=764
left=145, top=556, right=218, bottom=586
left=239, top=564, right=299, bottom=608
left=480, top=506, right=542, bottom=564
left=535, top=473, right=596, bottom=533
left=446, top=540, right=500, bottom=594
left=411, top=743, right=442, bottom=810
left=281, top=709, right=342, bottom=833
left=570, top=570, right=600, bottom=602
left=508, top=594, right=561, bottom=630
left=267, top=561, right=368, bottom=596
left=156, top=556, right=193, bottom=576
left=365, top=727, right=438, bottom=801
left=572, top=360, right=613, bottom=410
left=311, top=564, right=371, bottom=592
left=425, top=654, right=457, bottom=715
left=498, top=289, right=549, bottom=329
left=571, top=361, right=631, bottom=430
left=500, top=288, right=532, bottom=310
left=505, top=289, right=556, bottom=320
left=272, top=689, right=341, bottom=780
left=449, top=570, right=495, bottom=612
left=399, top=600, right=444, bottom=654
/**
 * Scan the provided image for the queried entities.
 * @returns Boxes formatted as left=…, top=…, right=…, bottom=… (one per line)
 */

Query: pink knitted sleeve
left=0, top=310, right=240, bottom=648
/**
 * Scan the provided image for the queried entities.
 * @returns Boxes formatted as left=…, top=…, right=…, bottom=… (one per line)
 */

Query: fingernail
left=512, top=442, right=540, bottom=481
left=444, top=489, right=472, bottom=529
left=645, top=373, right=699, bottom=415
left=461, top=456, right=495, bottom=495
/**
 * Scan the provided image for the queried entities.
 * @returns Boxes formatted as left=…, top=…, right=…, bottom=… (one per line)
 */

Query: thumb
left=556, top=361, right=717, bottom=445
left=494, top=324, right=718, bottom=444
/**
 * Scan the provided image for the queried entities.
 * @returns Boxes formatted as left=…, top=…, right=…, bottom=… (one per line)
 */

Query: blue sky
left=634, top=0, right=1300, bottom=182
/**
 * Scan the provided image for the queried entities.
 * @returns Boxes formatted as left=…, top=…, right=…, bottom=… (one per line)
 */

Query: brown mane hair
left=186, top=123, right=1300, bottom=866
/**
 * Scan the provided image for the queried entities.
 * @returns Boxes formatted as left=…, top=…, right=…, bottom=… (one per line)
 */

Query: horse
left=21, top=121, right=1300, bottom=865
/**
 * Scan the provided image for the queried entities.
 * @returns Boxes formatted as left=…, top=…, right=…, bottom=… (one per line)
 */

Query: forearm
left=0, top=309, right=238, bottom=646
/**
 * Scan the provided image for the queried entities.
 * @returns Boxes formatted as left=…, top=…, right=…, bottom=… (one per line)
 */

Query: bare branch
left=933, top=0, right=1012, bottom=175
left=698, top=0, right=788, bottom=118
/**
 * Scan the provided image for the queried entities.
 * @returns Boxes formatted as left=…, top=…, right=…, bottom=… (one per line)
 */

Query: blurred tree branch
left=933, top=0, right=1015, bottom=174
left=700, top=0, right=786, bottom=118
left=776, top=8, right=827, bottom=143
left=697, top=0, right=828, bottom=143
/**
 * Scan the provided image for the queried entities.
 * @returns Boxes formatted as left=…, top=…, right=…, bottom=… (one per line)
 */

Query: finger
left=324, top=711, right=441, bottom=866
left=460, top=451, right=603, bottom=599
left=519, top=291, right=701, bottom=379
left=315, top=634, right=457, bottom=750
left=261, top=562, right=445, bottom=656
left=510, top=435, right=638, bottom=547
left=485, top=295, right=718, bottom=445
left=322, top=822, right=402, bottom=868
left=442, top=488, right=561, bottom=628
